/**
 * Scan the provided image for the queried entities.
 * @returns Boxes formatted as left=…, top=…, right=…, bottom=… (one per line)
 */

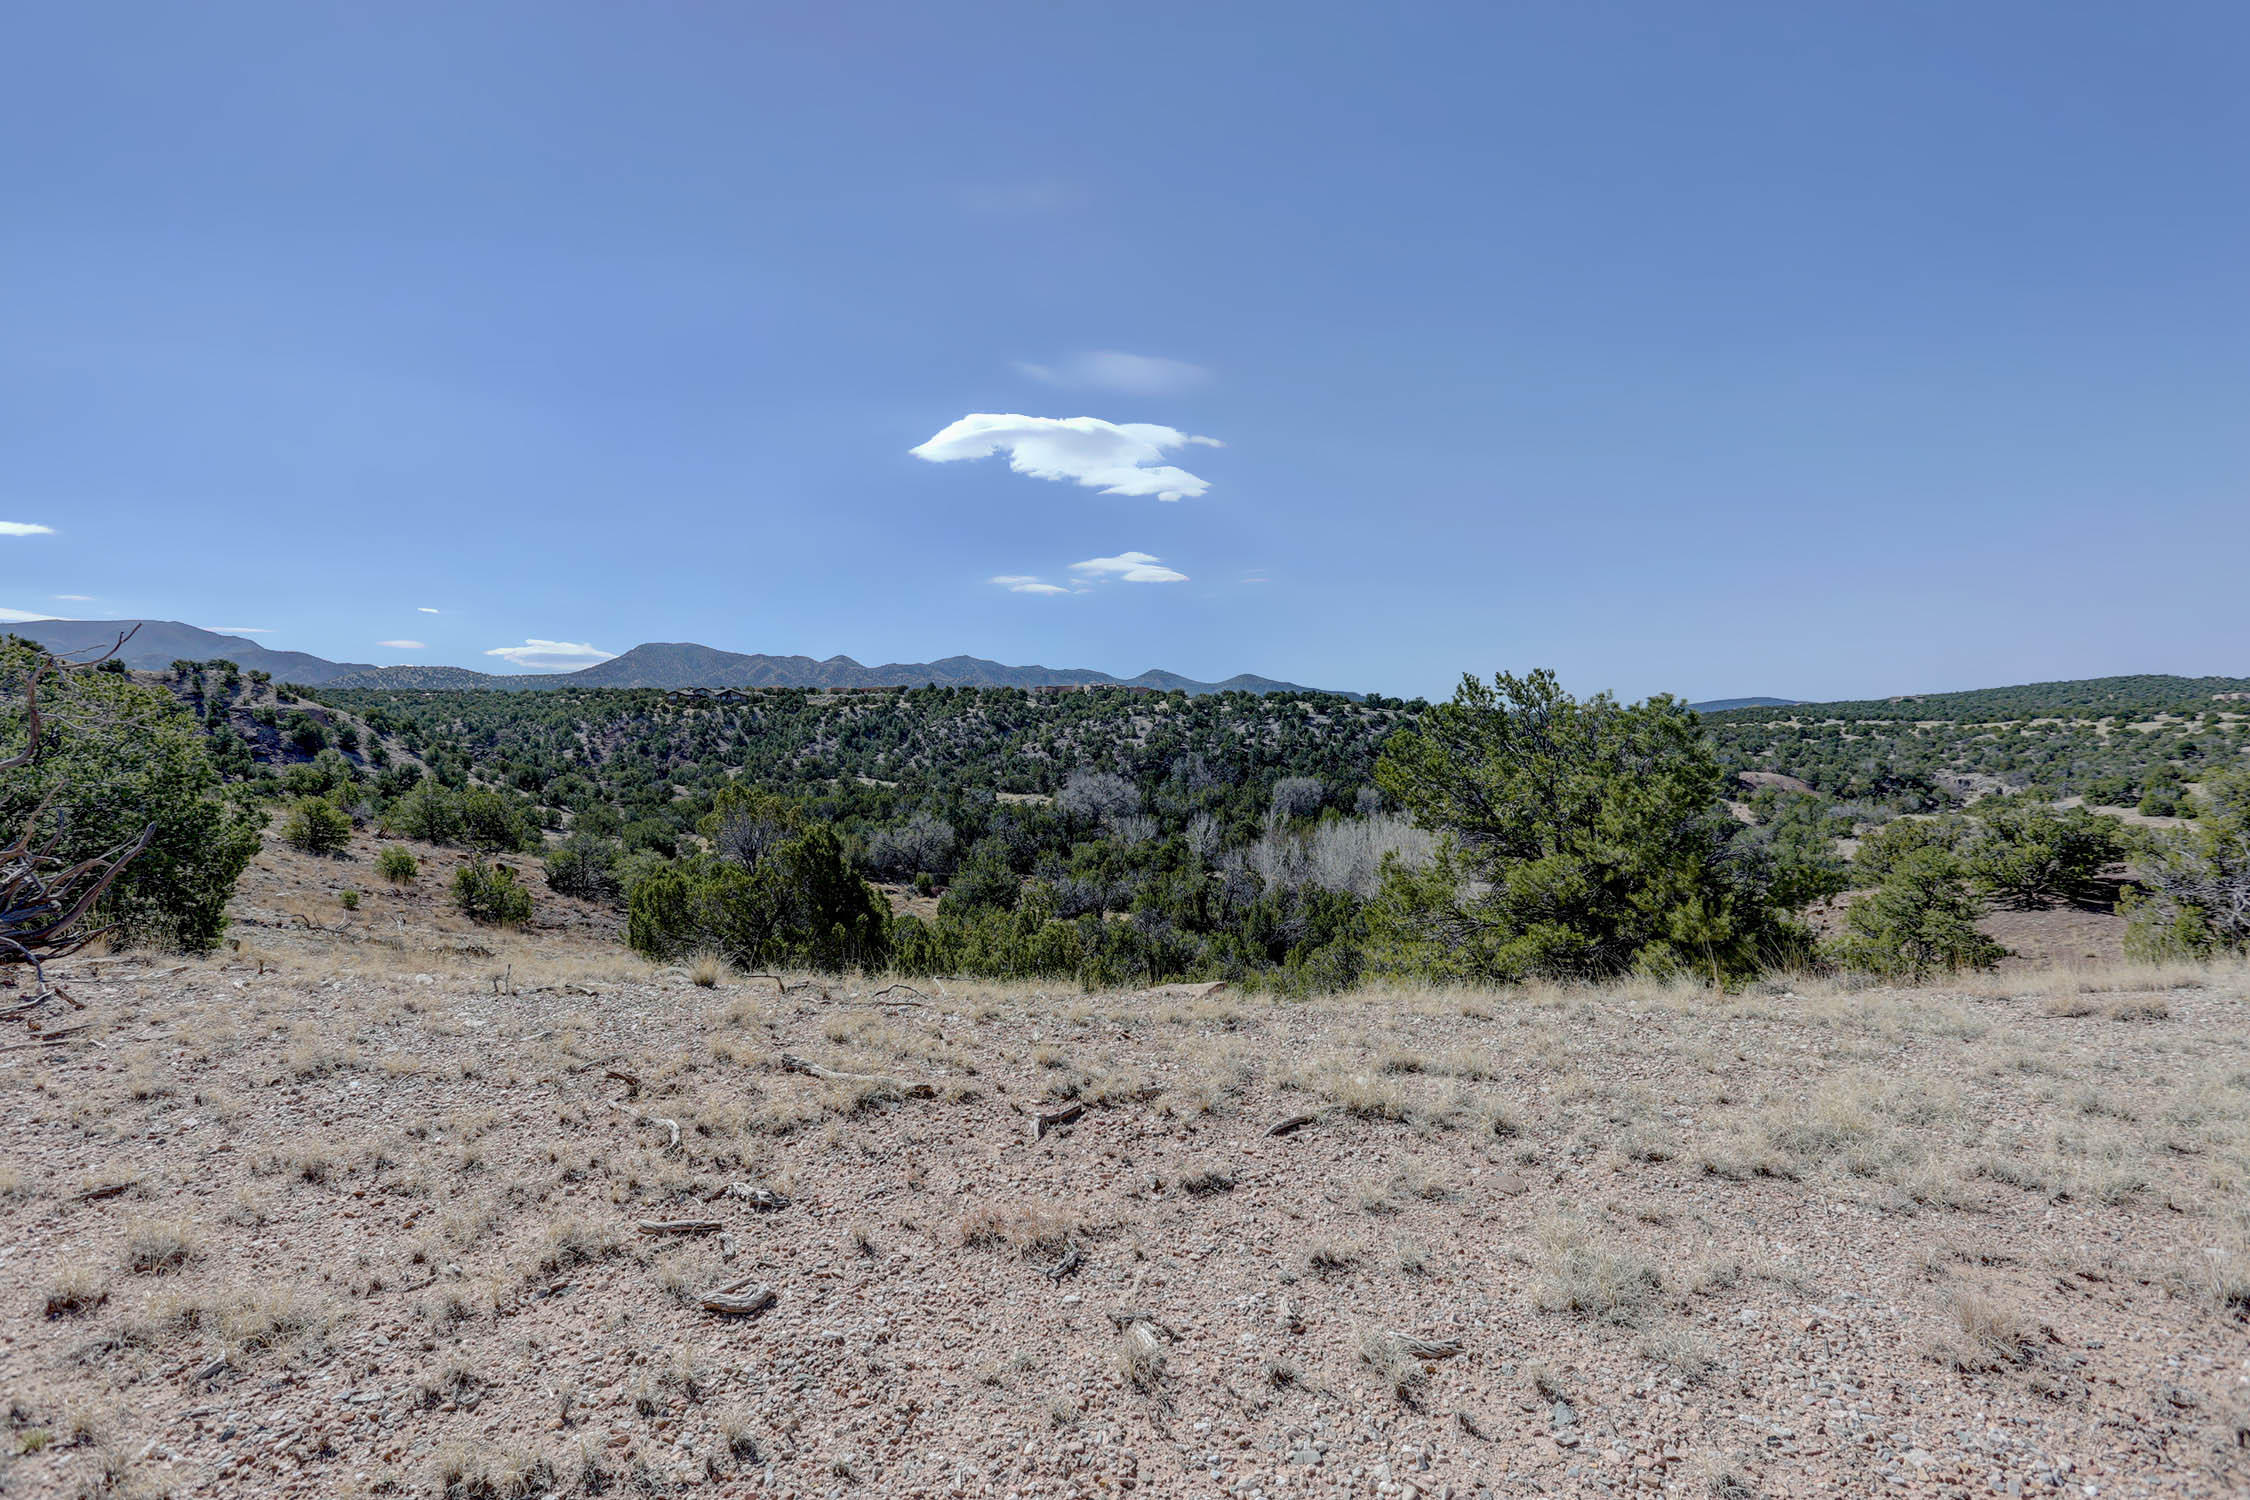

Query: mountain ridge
left=6, top=620, right=1344, bottom=697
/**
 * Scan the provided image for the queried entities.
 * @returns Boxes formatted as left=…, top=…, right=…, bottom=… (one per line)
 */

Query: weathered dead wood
left=1035, top=1102, right=1085, bottom=1139
left=775, top=1053, right=936, bottom=1099
left=1040, top=1248, right=1084, bottom=1281
left=1266, top=1112, right=1320, bottom=1138
left=1388, top=1333, right=1464, bottom=1360
left=867, top=982, right=931, bottom=1004
left=699, top=1277, right=777, bottom=1317
left=604, top=1068, right=641, bottom=1097
left=0, top=1032, right=88, bottom=1053
left=74, top=1179, right=140, bottom=1203
left=638, top=1218, right=724, bottom=1236
left=708, top=1183, right=790, bottom=1211
left=742, top=974, right=830, bottom=999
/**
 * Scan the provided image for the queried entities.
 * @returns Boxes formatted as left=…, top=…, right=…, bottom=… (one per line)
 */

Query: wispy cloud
left=1071, top=551, right=1189, bottom=583
left=1240, top=569, right=1272, bottom=585
left=417, top=607, right=441, bottom=614
left=206, top=626, right=273, bottom=634
left=0, top=522, right=56, bottom=537
left=911, top=414, right=1222, bottom=501
left=377, top=640, right=427, bottom=650
left=0, top=606, right=60, bottom=622
left=53, top=594, right=94, bottom=602
left=484, top=639, right=615, bottom=672
left=1015, top=351, right=1211, bottom=396
left=990, top=575, right=1073, bottom=596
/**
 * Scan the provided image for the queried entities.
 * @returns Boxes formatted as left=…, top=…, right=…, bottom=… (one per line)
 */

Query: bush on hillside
left=452, top=862, right=533, bottom=926
left=1829, top=849, right=2004, bottom=979
left=282, top=797, right=353, bottom=856
left=545, top=833, right=623, bottom=901
left=1961, top=799, right=2125, bottom=908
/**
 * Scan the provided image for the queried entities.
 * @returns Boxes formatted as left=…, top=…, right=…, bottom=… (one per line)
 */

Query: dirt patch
left=4, top=835, right=2245, bottom=1498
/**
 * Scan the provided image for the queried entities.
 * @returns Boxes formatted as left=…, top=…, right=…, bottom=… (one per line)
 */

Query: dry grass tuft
left=958, top=1199, right=1087, bottom=1261
left=42, top=1267, right=109, bottom=1319
left=119, top=1218, right=200, bottom=1276
left=1117, top=1321, right=1166, bottom=1392
left=1532, top=1216, right=1660, bottom=1326
left=1935, top=1291, right=2042, bottom=1371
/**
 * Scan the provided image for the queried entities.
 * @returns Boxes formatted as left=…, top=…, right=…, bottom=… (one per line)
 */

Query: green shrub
left=2123, top=765, right=2249, bottom=960
left=375, top=846, right=418, bottom=885
left=1963, top=800, right=2124, bottom=908
left=0, top=641, right=263, bottom=953
left=1851, top=816, right=1969, bottom=880
left=338, top=889, right=360, bottom=911
left=384, top=783, right=461, bottom=844
left=452, top=863, right=532, bottom=926
left=282, top=797, right=353, bottom=856
left=626, top=826, right=889, bottom=972
left=544, top=834, right=622, bottom=901
left=1829, top=849, right=2003, bottom=979
left=281, top=710, right=328, bottom=756
left=1367, top=668, right=1809, bottom=986
left=458, top=789, right=537, bottom=855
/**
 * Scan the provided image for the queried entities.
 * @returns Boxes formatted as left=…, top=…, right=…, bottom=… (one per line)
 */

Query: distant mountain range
left=8, top=620, right=1339, bottom=697
left=13, top=619, right=378, bottom=684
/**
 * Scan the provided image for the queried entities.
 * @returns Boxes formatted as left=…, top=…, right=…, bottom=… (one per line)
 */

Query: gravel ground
left=3, top=838, right=2247, bottom=1500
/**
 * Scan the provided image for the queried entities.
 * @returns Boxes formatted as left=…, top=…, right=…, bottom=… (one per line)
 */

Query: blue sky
left=4, top=2, right=2244, bottom=701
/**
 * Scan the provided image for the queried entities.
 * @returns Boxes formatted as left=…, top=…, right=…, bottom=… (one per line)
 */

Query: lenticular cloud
left=910, top=414, right=1221, bottom=501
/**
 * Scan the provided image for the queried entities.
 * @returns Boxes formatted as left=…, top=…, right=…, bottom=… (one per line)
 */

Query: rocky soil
left=3, top=836, right=2246, bottom=1499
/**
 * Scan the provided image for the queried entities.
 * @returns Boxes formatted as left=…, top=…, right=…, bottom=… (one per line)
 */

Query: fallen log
left=1035, top=1102, right=1085, bottom=1139
left=638, top=1218, right=724, bottom=1236
left=75, top=1179, right=140, bottom=1203
left=1388, top=1333, right=1464, bottom=1360
left=700, top=1277, right=777, bottom=1317
left=1266, top=1112, right=1320, bottom=1138
left=775, top=1053, right=936, bottom=1099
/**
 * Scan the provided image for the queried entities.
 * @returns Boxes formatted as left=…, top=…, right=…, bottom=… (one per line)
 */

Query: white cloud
left=911, top=414, right=1222, bottom=501
left=0, top=522, right=55, bottom=537
left=484, top=639, right=615, bottom=672
left=1071, top=551, right=1189, bottom=584
left=990, top=575, right=1072, bottom=596
left=53, top=594, right=94, bottom=602
left=377, top=639, right=427, bottom=650
left=0, top=607, right=60, bottom=622
left=417, top=607, right=441, bottom=614
left=205, top=626, right=273, bottom=634
left=1015, top=351, right=1211, bottom=396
